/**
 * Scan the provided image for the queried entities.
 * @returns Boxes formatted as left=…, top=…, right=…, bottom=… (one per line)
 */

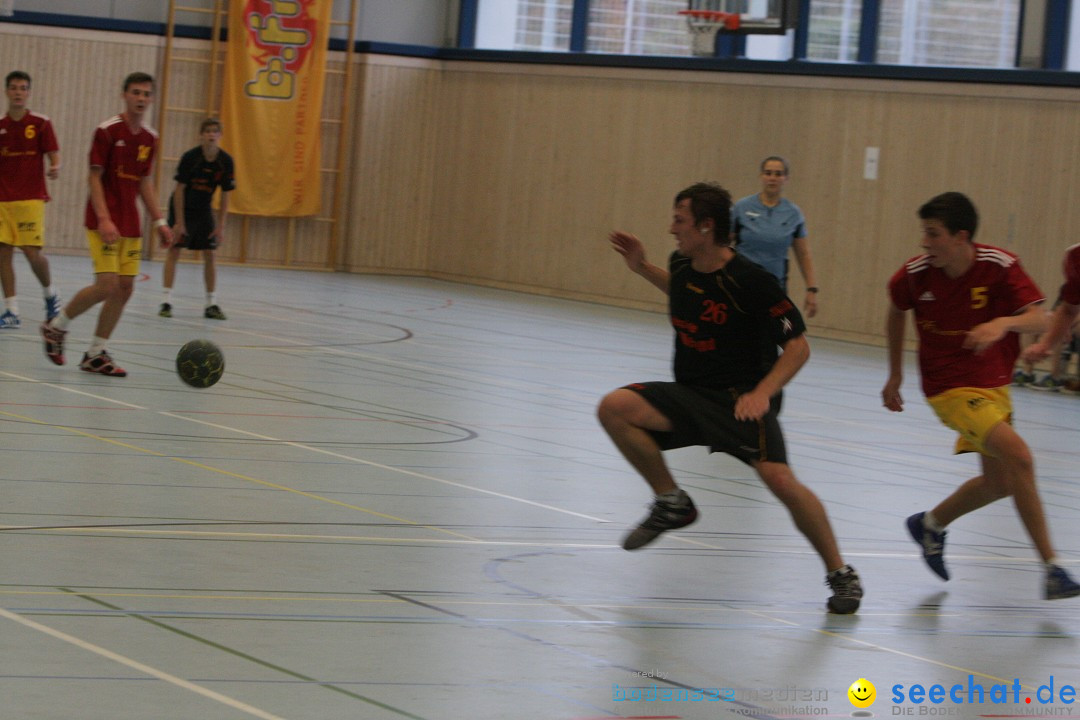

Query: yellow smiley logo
left=848, top=678, right=876, bottom=708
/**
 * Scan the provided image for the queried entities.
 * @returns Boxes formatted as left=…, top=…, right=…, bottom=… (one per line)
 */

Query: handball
left=176, top=339, right=225, bottom=388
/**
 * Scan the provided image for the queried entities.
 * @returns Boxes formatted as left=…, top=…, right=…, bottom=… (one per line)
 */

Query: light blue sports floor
left=2, top=255, right=1079, bottom=720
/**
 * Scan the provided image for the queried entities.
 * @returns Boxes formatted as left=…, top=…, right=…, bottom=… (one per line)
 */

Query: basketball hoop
left=678, top=9, right=741, bottom=57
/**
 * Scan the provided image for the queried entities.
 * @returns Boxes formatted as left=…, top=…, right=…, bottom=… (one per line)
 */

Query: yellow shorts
left=926, top=386, right=1013, bottom=455
left=87, top=229, right=142, bottom=276
left=0, top=200, right=46, bottom=247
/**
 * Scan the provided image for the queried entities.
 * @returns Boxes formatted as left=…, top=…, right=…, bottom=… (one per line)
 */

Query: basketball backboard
left=682, top=0, right=798, bottom=35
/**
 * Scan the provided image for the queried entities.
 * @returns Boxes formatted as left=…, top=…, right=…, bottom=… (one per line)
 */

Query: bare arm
left=608, top=230, right=670, bottom=295
left=88, top=166, right=118, bottom=245
left=140, top=175, right=173, bottom=247
left=882, top=303, right=907, bottom=412
left=213, top=190, right=230, bottom=241
left=1022, top=302, right=1080, bottom=364
left=963, top=302, right=1048, bottom=354
left=171, top=183, right=186, bottom=238
left=734, top=333, right=810, bottom=421
left=791, top=235, right=818, bottom=318
left=46, top=150, right=60, bottom=180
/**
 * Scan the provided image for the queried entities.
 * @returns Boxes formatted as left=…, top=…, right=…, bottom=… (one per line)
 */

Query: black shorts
left=171, top=213, right=217, bottom=251
left=625, top=381, right=788, bottom=466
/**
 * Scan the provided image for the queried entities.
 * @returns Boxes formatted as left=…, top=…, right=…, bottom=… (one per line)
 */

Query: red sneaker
left=79, top=351, right=127, bottom=377
left=40, top=322, right=67, bottom=365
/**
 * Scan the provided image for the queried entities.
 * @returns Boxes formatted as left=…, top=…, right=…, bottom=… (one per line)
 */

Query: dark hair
left=760, top=155, right=789, bottom=175
left=123, top=72, right=155, bottom=92
left=918, top=191, right=978, bottom=240
left=199, top=117, right=222, bottom=134
left=6, top=70, right=31, bottom=88
left=675, top=182, right=732, bottom=245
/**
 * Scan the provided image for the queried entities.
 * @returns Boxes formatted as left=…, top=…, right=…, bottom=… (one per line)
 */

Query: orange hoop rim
left=677, top=9, right=741, bottom=30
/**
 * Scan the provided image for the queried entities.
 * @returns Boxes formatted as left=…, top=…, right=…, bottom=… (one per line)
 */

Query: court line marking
left=0, top=606, right=289, bottom=720
left=0, top=406, right=478, bottom=542
left=60, top=590, right=433, bottom=720
left=0, top=370, right=614, bottom=528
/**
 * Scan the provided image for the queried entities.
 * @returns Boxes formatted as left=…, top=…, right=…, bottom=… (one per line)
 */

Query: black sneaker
left=826, top=565, right=863, bottom=614
left=204, top=304, right=226, bottom=320
left=622, top=492, right=698, bottom=550
left=1046, top=565, right=1080, bottom=600
left=159, top=303, right=172, bottom=318
left=906, top=512, right=949, bottom=580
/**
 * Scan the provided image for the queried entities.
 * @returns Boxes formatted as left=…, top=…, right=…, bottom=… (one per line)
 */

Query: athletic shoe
left=1012, top=370, right=1035, bottom=386
left=44, top=294, right=62, bottom=321
left=1030, top=375, right=1066, bottom=392
left=204, top=304, right=226, bottom=320
left=825, top=565, right=863, bottom=614
left=1061, top=379, right=1080, bottom=396
left=159, top=303, right=172, bottom=318
left=40, top=322, right=66, bottom=365
left=0, top=310, right=19, bottom=329
left=1046, top=565, right=1080, bottom=600
left=622, top=492, right=698, bottom=550
left=906, top=512, right=949, bottom=580
left=79, top=351, right=127, bottom=377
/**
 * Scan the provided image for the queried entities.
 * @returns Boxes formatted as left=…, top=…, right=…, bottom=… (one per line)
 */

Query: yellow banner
left=222, top=0, right=331, bottom=216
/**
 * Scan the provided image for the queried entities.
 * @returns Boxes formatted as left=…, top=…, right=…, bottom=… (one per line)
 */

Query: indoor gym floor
left=2, top=254, right=1079, bottom=720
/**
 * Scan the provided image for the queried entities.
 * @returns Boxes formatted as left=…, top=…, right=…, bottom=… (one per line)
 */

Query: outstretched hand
left=609, top=231, right=646, bottom=273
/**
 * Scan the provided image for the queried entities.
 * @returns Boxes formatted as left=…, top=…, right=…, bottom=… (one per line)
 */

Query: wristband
left=153, top=218, right=168, bottom=228
left=807, top=287, right=819, bottom=293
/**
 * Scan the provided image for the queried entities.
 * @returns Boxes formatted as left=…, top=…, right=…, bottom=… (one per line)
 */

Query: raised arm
left=608, top=230, right=670, bottom=295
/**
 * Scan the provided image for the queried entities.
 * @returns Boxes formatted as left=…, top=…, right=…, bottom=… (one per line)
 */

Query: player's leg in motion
left=160, top=244, right=181, bottom=317
left=755, top=460, right=863, bottom=613
left=0, top=242, right=18, bottom=328
left=597, top=388, right=698, bottom=550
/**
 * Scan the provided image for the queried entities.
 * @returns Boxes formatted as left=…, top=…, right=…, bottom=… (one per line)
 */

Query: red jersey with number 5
left=84, top=115, right=158, bottom=237
left=0, top=111, right=59, bottom=202
left=888, top=244, right=1044, bottom=397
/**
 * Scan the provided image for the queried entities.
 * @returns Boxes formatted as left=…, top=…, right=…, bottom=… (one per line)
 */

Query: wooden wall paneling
left=342, top=58, right=438, bottom=275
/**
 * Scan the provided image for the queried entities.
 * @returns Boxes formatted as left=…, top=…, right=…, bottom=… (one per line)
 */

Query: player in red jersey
left=883, top=192, right=1080, bottom=600
left=1022, top=243, right=1080, bottom=389
left=39, top=72, right=172, bottom=376
left=0, top=70, right=62, bottom=329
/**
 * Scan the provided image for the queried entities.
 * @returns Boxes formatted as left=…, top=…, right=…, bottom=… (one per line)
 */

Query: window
left=475, top=0, right=573, bottom=51
left=805, top=0, right=862, bottom=62
left=876, top=0, right=1021, bottom=67
left=587, top=0, right=692, bottom=56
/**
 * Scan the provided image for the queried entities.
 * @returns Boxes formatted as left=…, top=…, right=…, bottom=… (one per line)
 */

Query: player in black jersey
left=160, top=118, right=235, bottom=320
left=598, top=182, right=863, bottom=614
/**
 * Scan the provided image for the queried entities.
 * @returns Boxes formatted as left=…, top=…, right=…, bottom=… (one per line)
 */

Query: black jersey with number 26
left=667, top=251, right=806, bottom=390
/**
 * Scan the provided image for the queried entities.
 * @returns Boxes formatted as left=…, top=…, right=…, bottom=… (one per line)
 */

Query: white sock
left=1046, top=557, right=1061, bottom=569
left=51, top=311, right=72, bottom=331
left=4, top=296, right=17, bottom=314
left=43, top=286, right=57, bottom=299
left=923, top=511, right=945, bottom=533
left=163, top=288, right=173, bottom=304
left=657, top=488, right=688, bottom=505
left=206, top=292, right=216, bottom=307
left=89, top=336, right=108, bottom=356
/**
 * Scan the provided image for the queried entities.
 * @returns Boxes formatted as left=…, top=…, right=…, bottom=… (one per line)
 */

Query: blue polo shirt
left=730, top=194, right=807, bottom=288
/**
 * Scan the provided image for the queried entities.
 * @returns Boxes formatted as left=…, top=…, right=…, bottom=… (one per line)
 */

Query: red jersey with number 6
left=84, top=115, right=158, bottom=238
left=0, top=111, right=59, bottom=202
left=888, top=244, right=1044, bottom=397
